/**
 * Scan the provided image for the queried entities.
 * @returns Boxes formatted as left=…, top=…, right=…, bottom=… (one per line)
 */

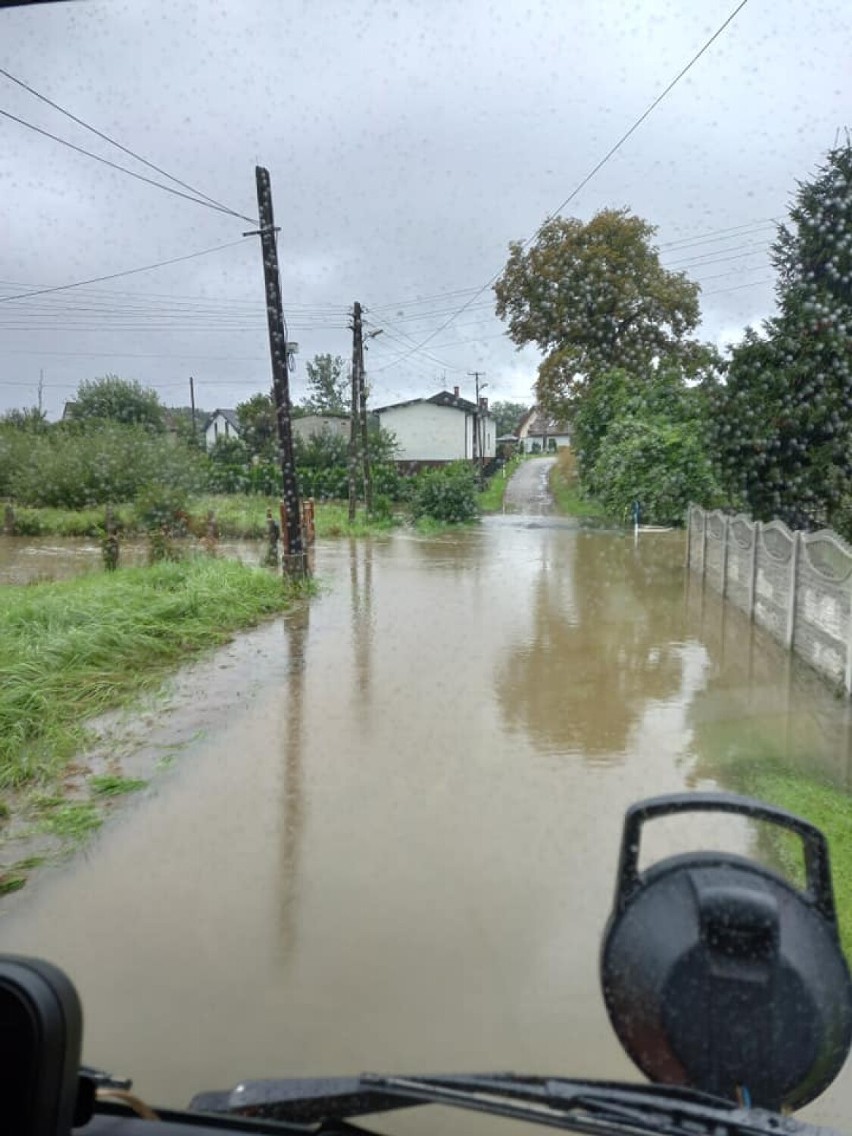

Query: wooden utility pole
left=348, top=303, right=362, bottom=523
left=189, top=375, right=197, bottom=444
left=358, top=314, right=376, bottom=515
left=253, top=166, right=305, bottom=575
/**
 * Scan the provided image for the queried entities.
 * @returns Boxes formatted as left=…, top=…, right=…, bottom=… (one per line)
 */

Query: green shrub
left=410, top=463, right=479, bottom=524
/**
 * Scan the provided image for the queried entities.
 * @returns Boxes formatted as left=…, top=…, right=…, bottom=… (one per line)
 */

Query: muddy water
left=1, top=520, right=851, bottom=1129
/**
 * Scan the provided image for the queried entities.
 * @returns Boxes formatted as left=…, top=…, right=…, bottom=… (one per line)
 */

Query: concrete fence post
left=748, top=521, right=760, bottom=621
left=786, top=531, right=801, bottom=650
left=720, top=514, right=729, bottom=598
left=685, top=504, right=692, bottom=569
left=701, top=509, right=708, bottom=582
left=845, top=578, right=852, bottom=696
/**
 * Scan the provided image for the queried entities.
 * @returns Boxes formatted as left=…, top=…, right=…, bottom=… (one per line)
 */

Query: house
left=516, top=406, right=571, bottom=451
left=372, top=388, right=496, bottom=466
left=203, top=408, right=241, bottom=450
left=292, top=413, right=350, bottom=444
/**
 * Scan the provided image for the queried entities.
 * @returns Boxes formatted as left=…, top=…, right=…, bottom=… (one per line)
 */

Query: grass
left=37, top=799, right=103, bottom=842
left=0, top=556, right=307, bottom=791
left=90, top=774, right=147, bottom=797
left=477, top=454, right=525, bottom=512
left=723, top=760, right=852, bottom=958
left=6, top=494, right=402, bottom=541
left=549, top=448, right=608, bottom=518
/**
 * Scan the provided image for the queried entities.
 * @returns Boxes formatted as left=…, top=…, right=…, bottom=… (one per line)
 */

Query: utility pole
left=189, top=375, right=197, bottom=444
left=348, top=303, right=362, bottom=523
left=468, top=371, right=486, bottom=478
left=360, top=324, right=383, bottom=515
left=252, top=166, right=305, bottom=575
left=38, top=368, right=44, bottom=415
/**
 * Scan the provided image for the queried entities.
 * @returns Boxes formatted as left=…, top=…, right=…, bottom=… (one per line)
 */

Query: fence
left=687, top=504, right=852, bottom=695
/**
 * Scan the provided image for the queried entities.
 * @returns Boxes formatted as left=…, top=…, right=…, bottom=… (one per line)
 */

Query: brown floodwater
left=0, top=519, right=850, bottom=1131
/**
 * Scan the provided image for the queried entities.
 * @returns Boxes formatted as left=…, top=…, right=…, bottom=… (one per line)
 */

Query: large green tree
left=302, top=354, right=348, bottom=414
left=711, top=143, right=852, bottom=529
left=72, top=375, right=164, bottom=431
left=237, top=391, right=278, bottom=459
left=490, top=400, right=531, bottom=438
left=493, top=209, right=702, bottom=413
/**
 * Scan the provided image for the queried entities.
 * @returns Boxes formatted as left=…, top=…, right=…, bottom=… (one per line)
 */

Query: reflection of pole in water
left=278, top=602, right=310, bottom=966
left=350, top=538, right=374, bottom=707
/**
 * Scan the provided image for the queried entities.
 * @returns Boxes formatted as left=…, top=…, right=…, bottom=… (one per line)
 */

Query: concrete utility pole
left=468, top=370, right=487, bottom=479
left=189, top=375, right=197, bottom=444
left=38, top=369, right=44, bottom=415
left=348, top=303, right=362, bottom=523
left=361, top=325, right=383, bottom=515
left=252, top=166, right=305, bottom=576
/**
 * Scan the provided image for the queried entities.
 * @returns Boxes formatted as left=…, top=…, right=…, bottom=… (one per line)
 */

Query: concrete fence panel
left=688, top=505, right=852, bottom=695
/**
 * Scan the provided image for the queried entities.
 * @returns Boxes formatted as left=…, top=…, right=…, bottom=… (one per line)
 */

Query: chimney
left=453, top=385, right=460, bottom=398
left=479, top=396, right=488, bottom=411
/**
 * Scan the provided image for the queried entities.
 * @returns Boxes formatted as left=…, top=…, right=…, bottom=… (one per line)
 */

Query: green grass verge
left=6, top=495, right=402, bottom=541
left=549, top=463, right=607, bottom=517
left=477, top=455, right=525, bottom=512
left=0, top=556, right=307, bottom=790
left=726, top=761, right=852, bottom=958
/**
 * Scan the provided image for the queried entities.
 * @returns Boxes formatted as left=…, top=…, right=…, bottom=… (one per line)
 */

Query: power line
left=0, top=106, right=255, bottom=222
left=369, top=0, right=751, bottom=375
left=0, top=239, right=252, bottom=304
left=0, top=65, right=251, bottom=221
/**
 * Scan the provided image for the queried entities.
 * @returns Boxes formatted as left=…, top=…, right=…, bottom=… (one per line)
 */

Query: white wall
left=205, top=413, right=238, bottom=450
left=377, top=403, right=469, bottom=461
left=377, top=402, right=495, bottom=461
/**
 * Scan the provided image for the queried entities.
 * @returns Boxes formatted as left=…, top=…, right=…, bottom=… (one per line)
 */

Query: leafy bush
left=410, top=463, right=479, bottom=524
left=590, top=417, right=722, bottom=525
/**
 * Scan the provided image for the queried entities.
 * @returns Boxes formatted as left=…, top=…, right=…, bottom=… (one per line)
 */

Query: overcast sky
left=0, top=0, right=848, bottom=419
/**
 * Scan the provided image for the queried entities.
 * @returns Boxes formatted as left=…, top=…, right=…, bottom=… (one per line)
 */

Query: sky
left=0, top=0, right=848, bottom=419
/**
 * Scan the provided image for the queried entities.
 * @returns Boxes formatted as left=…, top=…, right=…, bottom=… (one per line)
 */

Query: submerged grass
left=0, top=556, right=306, bottom=790
left=549, top=449, right=608, bottom=518
left=724, top=760, right=852, bottom=958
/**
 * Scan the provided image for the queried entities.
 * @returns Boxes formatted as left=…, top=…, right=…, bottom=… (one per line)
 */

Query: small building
left=292, top=413, right=350, bottom=444
left=373, top=388, right=496, bottom=465
left=203, top=408, right=241, bottom=450
left=516, top=406, right=571, bottom=451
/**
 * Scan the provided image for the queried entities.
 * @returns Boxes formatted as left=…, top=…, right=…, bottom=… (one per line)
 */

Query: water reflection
left=279, top=602, right=310, bottom=964
left=495, top=533, right=688, bottom=761
left=683, top=576, right=852, bottom=790
left=349, top=539, right=374, bottom=709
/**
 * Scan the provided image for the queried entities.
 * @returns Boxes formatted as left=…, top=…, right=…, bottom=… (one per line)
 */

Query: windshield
left=0, top=2, right=850, bottom=1134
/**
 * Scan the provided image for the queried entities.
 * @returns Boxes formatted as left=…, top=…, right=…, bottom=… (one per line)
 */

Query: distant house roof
left=203, top=408, right=241, bottom=432
left=518, top=406, right=570, bottom=438
left=62, top=401, right=77, bottom=420
left=374, top=390, right=492, bottom=416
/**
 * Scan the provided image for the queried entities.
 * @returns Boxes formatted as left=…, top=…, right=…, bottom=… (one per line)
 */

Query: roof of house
left=374, top=390, right=492, bottom=416
left=518, top=406, right=571, bottom=437
left=203, top=408, right=241, bottom=431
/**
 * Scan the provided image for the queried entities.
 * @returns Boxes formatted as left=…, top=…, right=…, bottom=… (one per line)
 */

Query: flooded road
left=1, top=518, right=851, bottom=1128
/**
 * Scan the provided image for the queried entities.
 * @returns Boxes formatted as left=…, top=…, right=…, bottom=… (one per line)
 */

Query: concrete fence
left=687, top=504, right=852, bottom=694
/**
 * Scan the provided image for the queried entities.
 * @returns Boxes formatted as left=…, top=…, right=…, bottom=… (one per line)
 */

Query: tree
left=302, top=354, right=347, bottom=414
left=0, top=406, right=49, bottom=433
left=237, top=391, right=278, bottom=459
left=490, top=400, right=530, bottom=438
left=493, top=209, right=702, bottom=413
left=72, top=375, right=164, bottom=431
left=711, top=142, right=852, bottom=529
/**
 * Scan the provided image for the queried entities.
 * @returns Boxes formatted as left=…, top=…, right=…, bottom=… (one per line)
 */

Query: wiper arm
left=191, top=1072, right=845, bottom=1136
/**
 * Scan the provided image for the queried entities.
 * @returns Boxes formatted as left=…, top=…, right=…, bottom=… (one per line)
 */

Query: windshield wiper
left=190, top=1073, right=844, bottom=1136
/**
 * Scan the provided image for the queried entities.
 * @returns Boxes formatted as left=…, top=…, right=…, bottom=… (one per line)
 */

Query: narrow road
left=503, top=455, right=557, bottom=514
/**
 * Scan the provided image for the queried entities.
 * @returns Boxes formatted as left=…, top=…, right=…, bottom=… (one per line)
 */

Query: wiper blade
left=190, top=1072, right=845, bottom=1136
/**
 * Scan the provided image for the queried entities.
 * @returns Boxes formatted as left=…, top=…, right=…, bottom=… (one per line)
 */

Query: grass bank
left=477, top=454, right=525, bottom=513
left=723, top=760, right=852, bottom=958
left=6, top=495, right=402, bottom=540
left=0, top=557, right=307, bottom=791
left=549, top=448, right=608, bottom=518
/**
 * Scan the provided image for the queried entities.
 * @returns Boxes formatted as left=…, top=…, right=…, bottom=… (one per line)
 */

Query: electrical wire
left=0, top=106, right=254, bottom=222
left=0, top=239, right=253, bottom=304
left=369, top=0, right=751, bottom=375
left=0, top=64, right=249, bottom=220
